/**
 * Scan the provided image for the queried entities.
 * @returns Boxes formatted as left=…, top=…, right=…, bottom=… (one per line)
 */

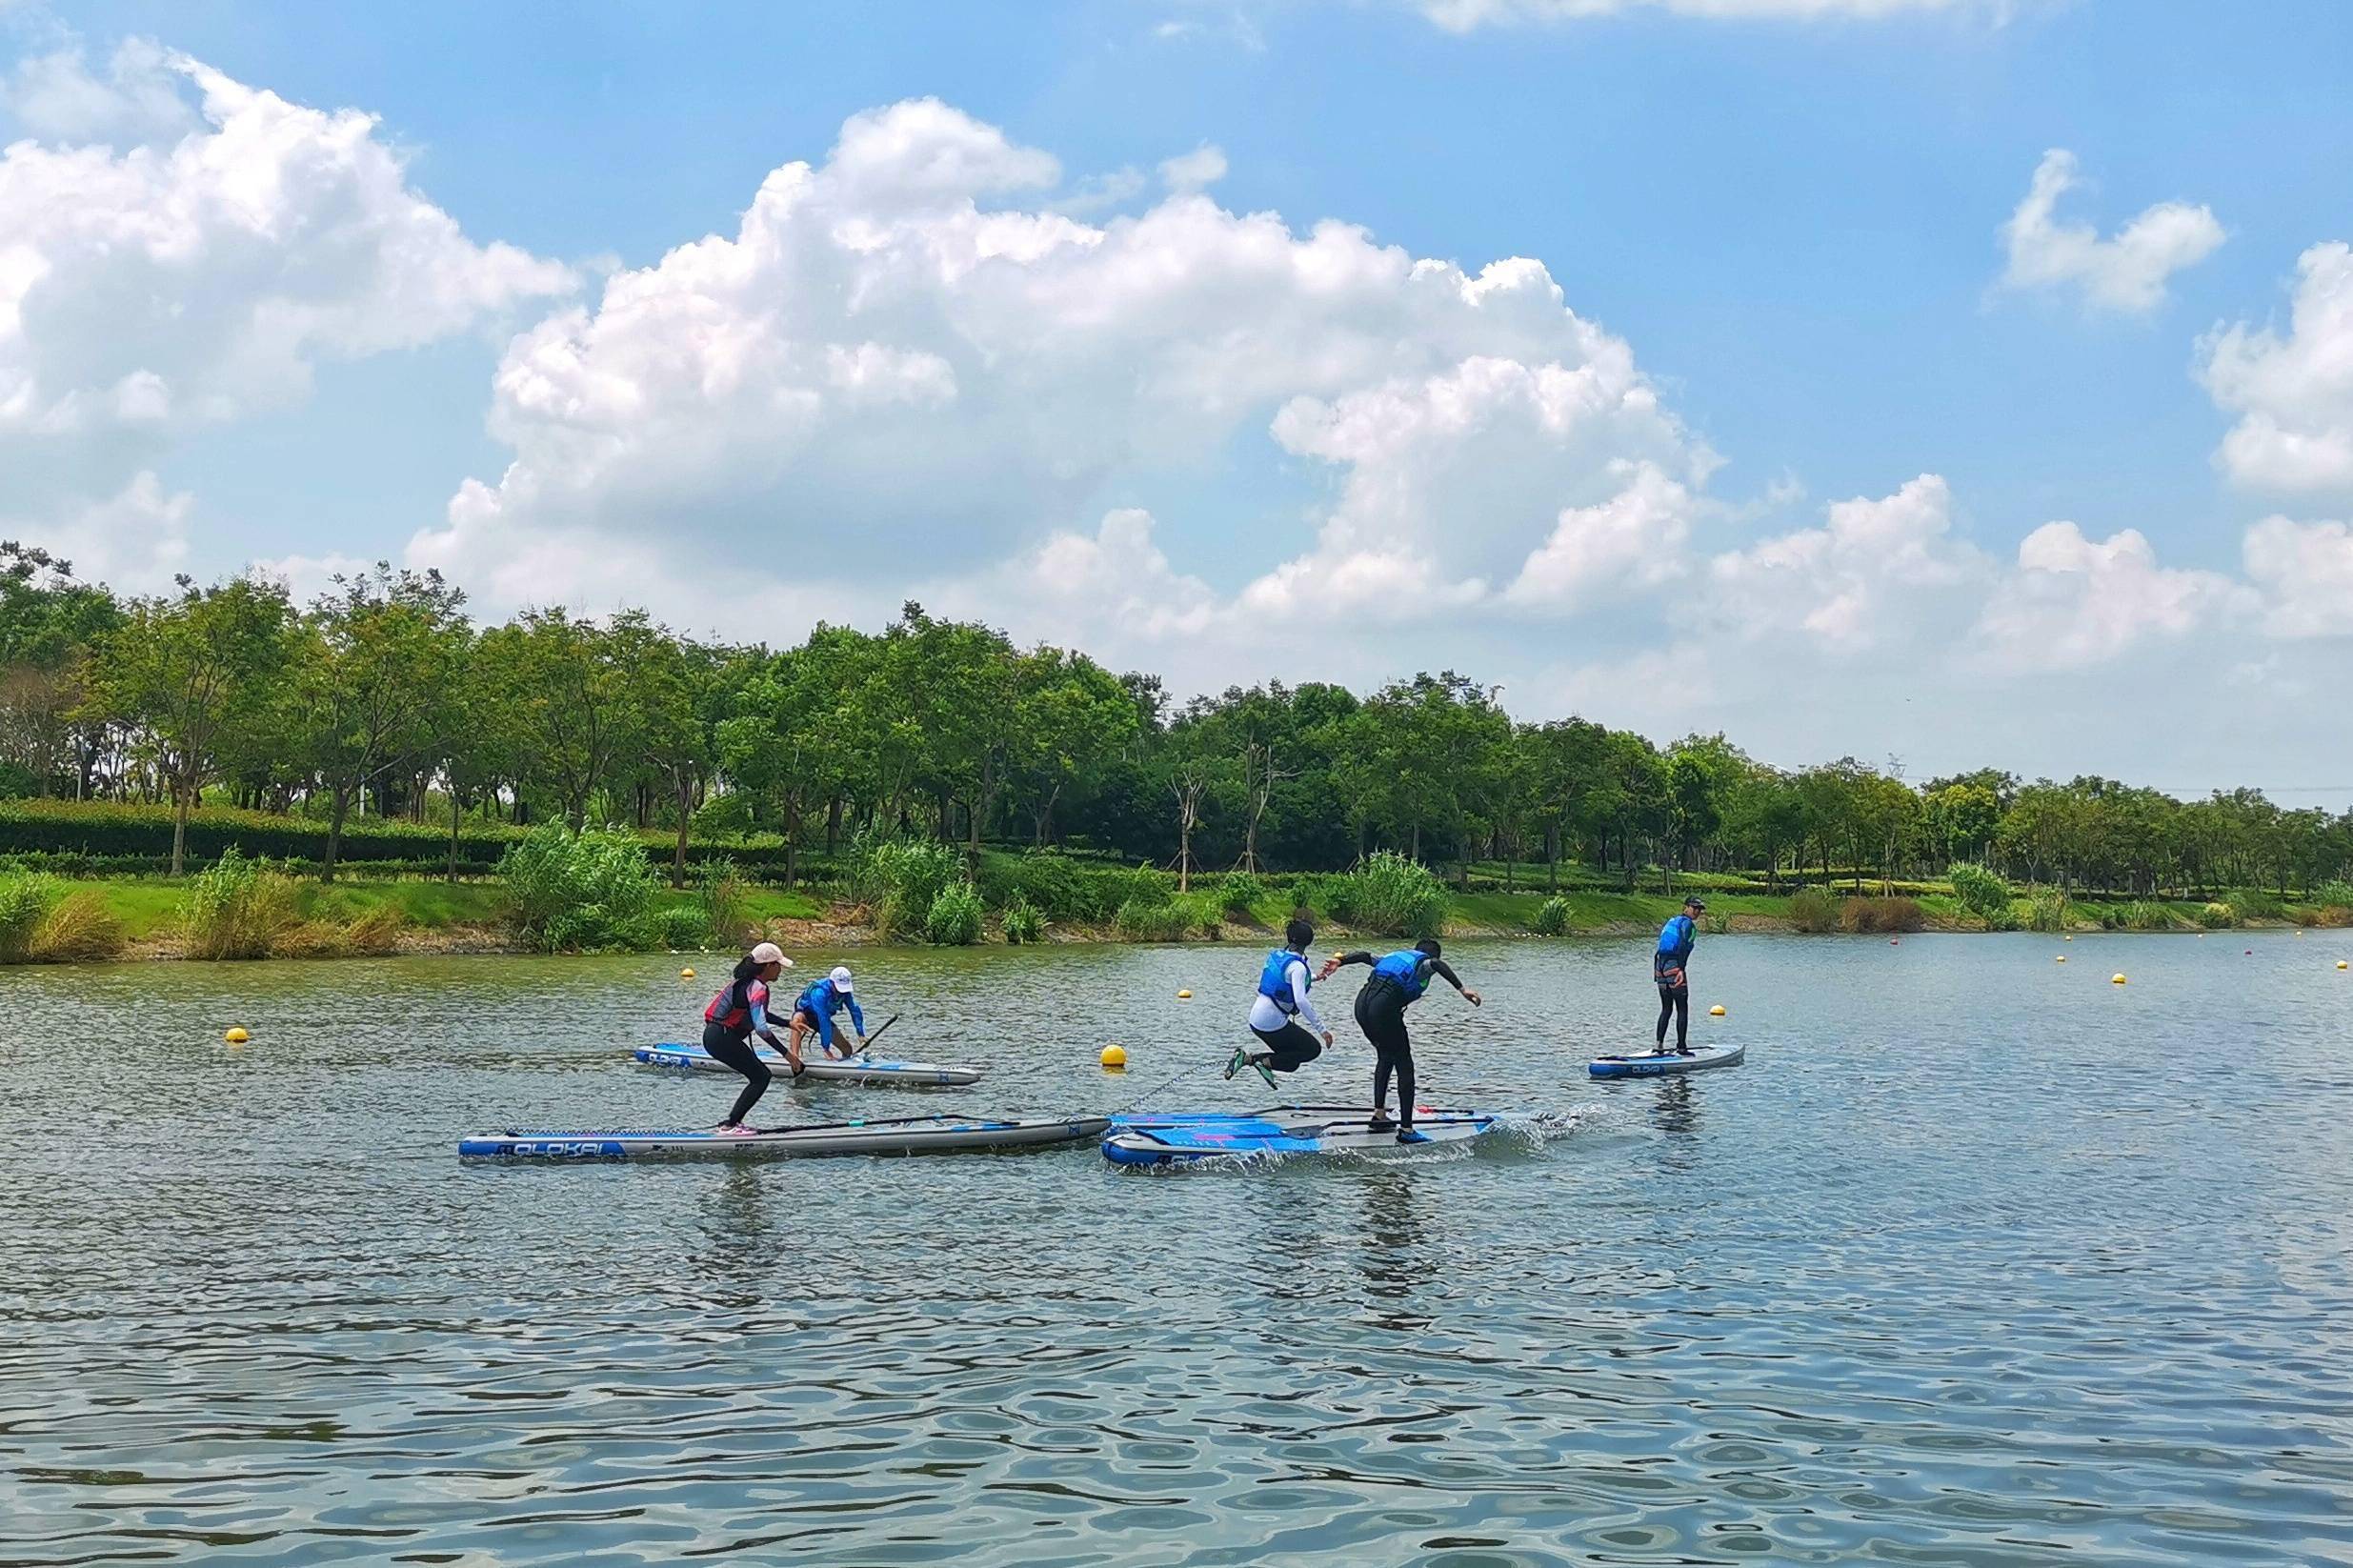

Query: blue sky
left=5, top=1, right=2351, bottom=796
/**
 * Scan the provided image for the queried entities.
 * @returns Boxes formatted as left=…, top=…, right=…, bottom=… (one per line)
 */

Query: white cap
left=750, top=942, right=788, bottom=966
left=829, top=964, right=854, bottom=991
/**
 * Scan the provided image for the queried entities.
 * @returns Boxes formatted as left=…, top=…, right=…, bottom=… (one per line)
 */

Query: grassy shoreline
left=12, top=876, right=2343, bottom=963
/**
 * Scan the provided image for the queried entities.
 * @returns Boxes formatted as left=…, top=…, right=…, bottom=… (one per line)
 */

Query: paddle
left=855, top=1012, right=902, bottom=1057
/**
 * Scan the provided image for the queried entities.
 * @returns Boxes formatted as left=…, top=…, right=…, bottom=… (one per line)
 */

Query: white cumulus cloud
left=1707, top=474, right=1985, bottom=650
left=2202, top=242, right=2353, bottom=499
left=1971, top=521, right=2252, bottom=670
left=415, top=100, right=1706, bottom=639
left=2242, top=515, right=2353, bottom=639
left=1999, top=150, right=2223, bottom=314
left=0, top=40, right=574, bottom=567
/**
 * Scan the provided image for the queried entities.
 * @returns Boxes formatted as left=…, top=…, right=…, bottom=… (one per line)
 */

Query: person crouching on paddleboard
left=705, top=942, right=801, bottom=1136
left=788, top=964, right=867, bottom=1061
left=1654, top=896, right=1702, bottom=1056
left=1320, top=937, right=1481, bottom=1144
left=1228, top=917, right=1335, bottom=1090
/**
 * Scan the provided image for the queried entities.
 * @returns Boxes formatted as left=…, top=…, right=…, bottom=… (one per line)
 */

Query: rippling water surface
left=6, top=933, right=2353, bottom=1565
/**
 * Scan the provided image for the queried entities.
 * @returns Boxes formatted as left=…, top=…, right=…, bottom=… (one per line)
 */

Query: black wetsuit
left=702, top=975, right=788, bottom=1126
left=1250, top=1019, right=1324, bottom=1073
left=1655, top=914, right=1696, bottom=1053
left=1333, top=950, right=1467, bottom=1133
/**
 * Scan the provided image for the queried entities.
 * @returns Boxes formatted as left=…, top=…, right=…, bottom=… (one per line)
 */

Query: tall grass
left=182, top=849, right=303, bottom=960
left=1532, top=895, right=1570, bottom=935
left=1787, top=888, right=1839, bottom=933
left=854, top=833, right=961, bottom=939
left=695, top=856, right=749, bottom=947
left=2020, top=889, right=2070, bottom=934
left=1333, top=852, right=1447, bottom=938
left=0, top=873, right=128, bottom=963
left=1002, top=893, right=1044, bottom=944
left=1840, top=896, right=1925, bottom=934
left=1115, top=895, right=1215, bottom=942
left=924, top=880, right=984, bottom=945
left=1947, top=862, right=2013, bottom=928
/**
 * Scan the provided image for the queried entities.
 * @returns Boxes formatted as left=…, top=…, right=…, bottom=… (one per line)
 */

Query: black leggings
left=1656, top=983, right=1689, bottom=1050
left=1355, top=980, right=1416, bottom=1128
left=1250, top=1019, right=1323, bottom=1074
left=702, top=1021, right=772, bottom=1126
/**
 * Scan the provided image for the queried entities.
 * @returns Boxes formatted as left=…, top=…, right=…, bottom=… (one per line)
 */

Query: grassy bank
left=7, top=856, right=2345, bottom=965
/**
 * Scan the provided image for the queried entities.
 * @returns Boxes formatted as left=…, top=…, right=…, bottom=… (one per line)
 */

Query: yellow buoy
left=2064, top=935, right=2073, bottom=941
left=2056, top=955, right=2066, bottom=963
left=2111, top=974, right=2127, bottom=985
left=1709, top=1004, right=1726, bottom=1017
left=223, top=1028, right=249, bottom=1044
left=1099, top=1044, right=1127, bottom=1070
left=680, top=967, right=695, bottom=979
left=1176, top=989, right=1192, bottom=1000
left=2338, top=960, right=2348, bottom=971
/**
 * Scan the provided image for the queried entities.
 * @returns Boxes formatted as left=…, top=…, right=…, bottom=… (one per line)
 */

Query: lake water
left=5, top=933, right=2352, bottom=1566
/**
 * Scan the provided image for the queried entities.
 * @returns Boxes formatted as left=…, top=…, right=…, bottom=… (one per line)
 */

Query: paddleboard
left=459, top=1113, right=1105, bottom=1161
left=634, top=1043, right=981, bottom=1087
left=1588, top=1042, right=1745, bottom=1078
left=1103, top=1103, right=1502, bottom=1167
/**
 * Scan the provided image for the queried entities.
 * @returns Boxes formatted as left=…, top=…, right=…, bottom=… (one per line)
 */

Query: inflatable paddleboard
left=1588, top=1042, right=1744, bottom=1078
left=634, top=1043, right=981, bottom=1087
left=459, top=1113, right=1105, bottom=1161
left=1103, top=1104, right=1502, bottom=1167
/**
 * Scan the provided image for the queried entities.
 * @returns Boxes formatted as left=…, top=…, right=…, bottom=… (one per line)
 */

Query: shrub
left=1840, top=896, right=1925, bottom=934
left=2312, top=881, right=2353, bottom=916
left=1947, top=862, right=2012, bottom=927
left=2021, top=889, right=2070, bottom=934
left=0, top=871, right=60, bottom=961
left=2117, top=899, right=2179, bottom=932
left=182, top=848, right=303, bottom=960
left=1342, top=852, right=1448, bottom=938
left=690, top=792, right=756, bottom=838
left=853, top=833, right=960, bottom=938
left=925, top=880, right=984, bottom=946
left=2198, top=901, right=2237, bottom=928
left=1114, top=895, right=1197, bottom=942
left=498, top=823, right=665, bottom=953
left=2225, top=888, right=2283, bottom=922
left=1002, top=893, right=1044, bottom=944
left=1787, top=888, right=1839, bottom=933
left=647, top=904, right=714, bottom=950
left=28, top=889, right=126, bottom=961
left=1217, top=871, right=1269, bottom=919
left=1532, top=895, right=1570, bottom=935
left=695, top=856, right=750, bottom=946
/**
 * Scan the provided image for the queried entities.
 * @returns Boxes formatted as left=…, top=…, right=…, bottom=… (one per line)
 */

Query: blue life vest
left=795, top=979, right=843, bottom=1019
left=1258, top=948, right=1308, bottom=1013
left=1372, top=949, right=1429, bottom=1001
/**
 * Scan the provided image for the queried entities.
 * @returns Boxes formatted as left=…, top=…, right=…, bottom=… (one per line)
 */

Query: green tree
left=287, top=564, right=470, bottom=881
left=84, top=574, right=294, bottom=874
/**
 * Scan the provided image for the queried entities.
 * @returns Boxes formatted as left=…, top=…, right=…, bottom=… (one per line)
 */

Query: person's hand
left=1316, top=957, right=1340, bottom=981
left=1320, top=1030, right=1335, bottom=1048
left=1463, top=988, right=1483, bottom=1008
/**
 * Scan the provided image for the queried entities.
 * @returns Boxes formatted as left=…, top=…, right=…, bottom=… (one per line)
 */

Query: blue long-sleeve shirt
left=1655, top=915, right=1696, bottom=980
left=794, top=979, right=867, bottom=1049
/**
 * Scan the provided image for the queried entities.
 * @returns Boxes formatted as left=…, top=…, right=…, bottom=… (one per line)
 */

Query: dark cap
left=1683, top=895, right=1707, bottom=910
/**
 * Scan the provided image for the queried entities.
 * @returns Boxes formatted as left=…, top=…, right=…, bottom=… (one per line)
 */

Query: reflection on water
left=4, top=933, right=2353, bottom=1565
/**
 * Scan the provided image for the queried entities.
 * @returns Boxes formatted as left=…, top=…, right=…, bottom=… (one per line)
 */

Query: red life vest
left=703, top=978, right=768, bottom=1032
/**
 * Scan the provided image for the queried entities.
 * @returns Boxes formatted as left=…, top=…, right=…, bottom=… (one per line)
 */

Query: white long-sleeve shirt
left=1247, top=955, right=1327, bottom=1035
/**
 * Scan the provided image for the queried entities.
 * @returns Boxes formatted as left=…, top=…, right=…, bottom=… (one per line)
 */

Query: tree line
left=3, top=542, right=2348, bottom=897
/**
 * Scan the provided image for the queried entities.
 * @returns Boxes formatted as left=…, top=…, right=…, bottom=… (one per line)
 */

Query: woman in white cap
left=788, top=964, right=867, bottom=1061
left=701, top=942, right=799, bottom=1135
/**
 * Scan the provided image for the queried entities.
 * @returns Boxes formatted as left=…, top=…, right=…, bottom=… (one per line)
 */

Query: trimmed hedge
left=0, top=799, right=822, bottom=880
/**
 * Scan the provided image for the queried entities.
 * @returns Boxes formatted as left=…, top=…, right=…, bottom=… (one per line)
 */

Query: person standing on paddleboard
left=788, top=964, right=868, bottom=1061
left=1321, top=937, right=1481, bottom=1144
left=1228, top=917, right=1335, bottom=1090
left=704, top=942, right=801, bottom=1136
left=1654, top=896, right=1703, bottom=1055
